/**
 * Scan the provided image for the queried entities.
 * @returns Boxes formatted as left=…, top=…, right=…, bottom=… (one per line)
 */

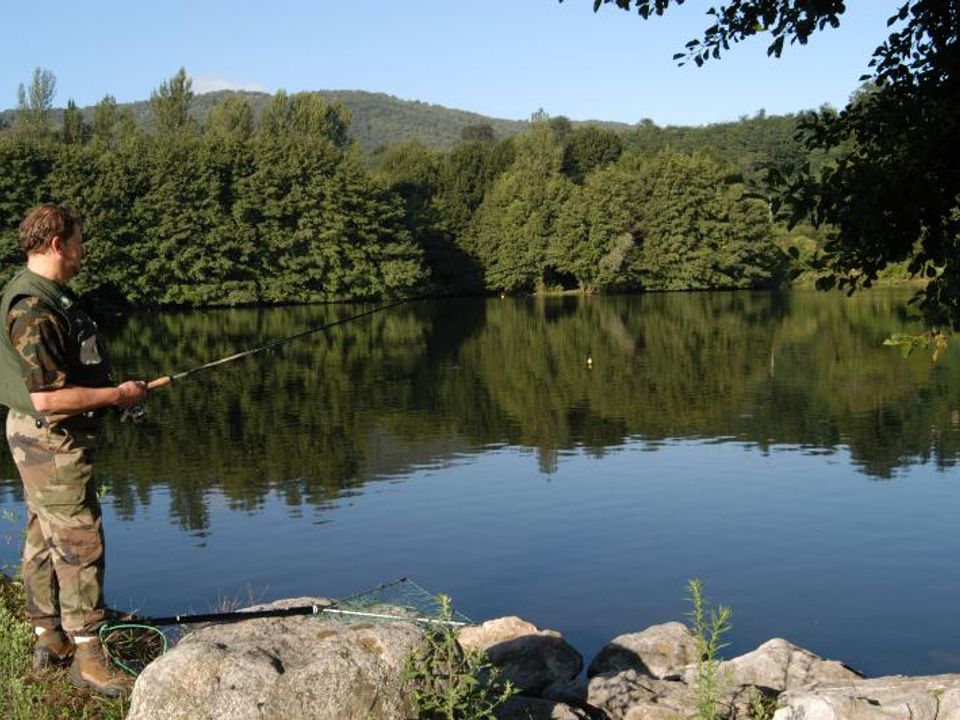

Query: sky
left=1, top=1, right=903, bottom=127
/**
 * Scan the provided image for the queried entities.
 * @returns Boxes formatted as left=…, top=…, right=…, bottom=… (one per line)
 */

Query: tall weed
left=686, top=578, right=733, bottom=720
left=404, top=594, right=516, bottom=720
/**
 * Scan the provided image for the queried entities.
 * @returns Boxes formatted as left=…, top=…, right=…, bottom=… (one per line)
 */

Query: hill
left=0, top=89, right=633, bottom=152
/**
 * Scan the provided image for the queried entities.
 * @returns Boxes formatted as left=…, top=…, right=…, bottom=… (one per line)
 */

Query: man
left=0, top=205, right=148, bottom=696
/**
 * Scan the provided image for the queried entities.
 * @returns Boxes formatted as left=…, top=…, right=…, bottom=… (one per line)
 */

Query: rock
left=496, top=696, right=594, bottom=720
left=127, top=597, right=425, bottom=720
left=775, top=675, right=960, bottom=720
left=588, top=637, right=863, bottom=720
left=587, top=622, right=698, bottom=679
left=459, top=616, right=583, bottom=695
left=679, top=638, right=865, bottom=692
left=739, top=638, right=865, bottom=690
left=540, top=677, right=613, bottom=720
left=540, top=676, right=588, bottom=706
left=587, top=669, right=697, bottom=720
left=588, top=669, right=775, bottom=720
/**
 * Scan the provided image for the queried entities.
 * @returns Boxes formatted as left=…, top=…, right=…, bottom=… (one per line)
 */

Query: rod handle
left=147, top=376, right=172, bottom=390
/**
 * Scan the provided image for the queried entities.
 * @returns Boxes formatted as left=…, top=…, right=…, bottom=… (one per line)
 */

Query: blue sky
left=2, top=1, right=901, bottom=127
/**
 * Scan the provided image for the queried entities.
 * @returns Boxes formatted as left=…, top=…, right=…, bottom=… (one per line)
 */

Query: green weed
left=403, top=594, right=517, bottom=720
left=749, top=687, right=777, bottom=720
left=686, top=578, right=733, bottom=720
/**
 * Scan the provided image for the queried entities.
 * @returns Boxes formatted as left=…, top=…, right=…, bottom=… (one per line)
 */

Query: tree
left=797, top=2, right=960, bottom=331
left=552, top=164, right=646, bottom=290
left=62, top=99, right=87, bottom=145
left=548, top=115, right=573, bottom=144
left=0, top=137, right=56, bottom=284
left=460, top=123, right=496, bottom=145
left=628, top=150, right=782, bottom=291
left=258, top=90, right=351, bottom=149
left=90, top=94, right=137, bottom=150
left=151, top=67, right=195, bottom=136
left=569, top=0, right=960, bottom=329
left=205, top=95, right=254, bottom=142
left=434, top=136, right=515, bottom=241
left=576, top=1, right=848, bottom=64
left=561, top=125, right=623, bottom=183
left=466, top=124, right=575, bottom=292
left=16, top=67, right=57, bottom=137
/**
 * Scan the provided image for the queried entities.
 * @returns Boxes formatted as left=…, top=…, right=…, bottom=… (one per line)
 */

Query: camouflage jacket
left=0, top=268, right=112, bottom=417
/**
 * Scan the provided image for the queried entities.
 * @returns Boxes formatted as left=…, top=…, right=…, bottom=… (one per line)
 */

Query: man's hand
left=115, top=380, right=148, bottom=410
left=31, top=380, right=149, bottom=416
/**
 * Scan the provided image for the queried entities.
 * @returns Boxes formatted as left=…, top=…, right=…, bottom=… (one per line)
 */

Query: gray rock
left=775, top=675, right=960, bottom=720
left=459, top=616, right=584, bottom=695
left=587, top=622, right=698, bottom=679
left=681, top=638, right=865, bottom=692
left=588, top=669, right=772, bottom=720
left=588, top=636, right=863, bottom=720
left=127, top=597, right=425, bottom=720
left=495, top=695, right=594, bottom=720
left=540, top=677, right=589, bottom=706
left=587, top=669, right=698, bottom=720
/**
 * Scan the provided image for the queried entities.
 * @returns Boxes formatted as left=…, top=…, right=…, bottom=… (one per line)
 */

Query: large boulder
left=458, top=616, right=584, bottom=695
left=127, top=597, right=425, bottom=720
left=681, top=638, right=865, bottom=692
left=775, top=675, right=960, bottom=720
left=587, top=622, right=698, bottom=679
left=588, top=636, right=865, bottom=720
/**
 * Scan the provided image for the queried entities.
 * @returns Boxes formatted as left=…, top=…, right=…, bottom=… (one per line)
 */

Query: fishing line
left=145, top=296, right=419, bottom=391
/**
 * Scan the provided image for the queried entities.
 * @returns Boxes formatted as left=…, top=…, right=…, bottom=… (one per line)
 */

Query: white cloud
left=191, top=75, right=267, bottom=95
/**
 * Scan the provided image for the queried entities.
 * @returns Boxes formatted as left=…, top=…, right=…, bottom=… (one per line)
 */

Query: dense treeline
left=1, top=68, right=826, bottom=307
left=0, top=89, right=536, bottom=153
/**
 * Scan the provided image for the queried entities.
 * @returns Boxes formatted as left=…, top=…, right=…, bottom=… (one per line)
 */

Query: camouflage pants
left=6, top=410, right=106, bottom=635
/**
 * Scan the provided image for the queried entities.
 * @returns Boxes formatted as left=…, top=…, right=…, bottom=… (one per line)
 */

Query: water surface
left=2, top=290, right=959, bottom=677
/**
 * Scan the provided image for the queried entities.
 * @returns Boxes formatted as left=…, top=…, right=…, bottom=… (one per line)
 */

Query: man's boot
left=33, top=627, right=75, bottom=670
left=67, top=636, right=133, bottom=697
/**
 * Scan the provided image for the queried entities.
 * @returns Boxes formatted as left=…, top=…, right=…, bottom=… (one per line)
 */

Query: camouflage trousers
left=5, top=410, right=107, bottom=635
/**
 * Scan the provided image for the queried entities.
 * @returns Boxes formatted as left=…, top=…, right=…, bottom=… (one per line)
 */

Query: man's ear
left=48, top=235, right=64, bottom=255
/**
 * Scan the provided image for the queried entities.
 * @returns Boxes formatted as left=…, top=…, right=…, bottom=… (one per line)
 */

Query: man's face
left=59, top=228, right=86, bottom=280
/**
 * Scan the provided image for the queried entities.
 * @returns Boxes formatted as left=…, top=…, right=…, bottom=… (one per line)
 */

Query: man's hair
left=18, top=205, right=81, bottom=254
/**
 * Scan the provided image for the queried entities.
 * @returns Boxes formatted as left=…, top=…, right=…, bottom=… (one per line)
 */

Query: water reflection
left=2, top=290, right=958, bottom=535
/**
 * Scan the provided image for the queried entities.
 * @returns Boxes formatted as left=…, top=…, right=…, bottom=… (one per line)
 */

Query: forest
left=0, top=67, right=859, bottom=308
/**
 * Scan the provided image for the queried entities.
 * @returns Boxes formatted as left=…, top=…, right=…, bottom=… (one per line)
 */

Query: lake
left=2, top=289, right=960, bottom=678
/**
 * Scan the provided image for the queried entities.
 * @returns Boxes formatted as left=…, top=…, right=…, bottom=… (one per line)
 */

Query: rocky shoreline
left=126, top=597, right=960, bottom=720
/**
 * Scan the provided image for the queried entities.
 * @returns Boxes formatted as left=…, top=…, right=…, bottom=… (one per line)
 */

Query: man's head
left=18, top=205, right=85, bottom=281
left=19, top=205, right=81, bottom=254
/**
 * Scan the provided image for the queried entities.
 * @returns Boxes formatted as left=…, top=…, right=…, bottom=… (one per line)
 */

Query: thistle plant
left=686, top=579, right=733, bottom=720
left=403, top=594, right=516, bottom=720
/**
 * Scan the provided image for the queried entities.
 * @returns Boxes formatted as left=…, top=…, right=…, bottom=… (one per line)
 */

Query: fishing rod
left=143, top=296, right=418, bottom=392
left=98, top=577, right=469, bottom=675
left=124, top=604, right=468, bottom=628
left=99, top=595, right=467, bottom=677
left=106, top=578, right=468, bottom=628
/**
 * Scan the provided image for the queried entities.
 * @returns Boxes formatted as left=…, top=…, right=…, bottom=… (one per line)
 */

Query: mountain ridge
left=0, top=88, right=635, bottom=151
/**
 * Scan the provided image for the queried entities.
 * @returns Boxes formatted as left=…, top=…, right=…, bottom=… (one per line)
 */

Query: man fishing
left=0, top=205, right=148, bottom=696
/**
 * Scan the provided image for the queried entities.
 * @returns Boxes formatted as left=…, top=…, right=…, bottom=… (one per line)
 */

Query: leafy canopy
left=570, top=0, right=960, bottom=329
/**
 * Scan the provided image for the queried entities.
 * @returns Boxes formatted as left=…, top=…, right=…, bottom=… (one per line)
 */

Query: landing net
left=324, top=577, right=473, bottom=625
left=101, top=577, right=470, bottom=676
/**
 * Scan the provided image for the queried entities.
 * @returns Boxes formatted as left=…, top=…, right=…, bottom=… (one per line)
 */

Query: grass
left=1, top=566, right=128, bottom=720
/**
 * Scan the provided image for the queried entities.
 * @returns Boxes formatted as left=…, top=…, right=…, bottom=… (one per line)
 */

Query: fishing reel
left=120, top=402, right=148, bottom=424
